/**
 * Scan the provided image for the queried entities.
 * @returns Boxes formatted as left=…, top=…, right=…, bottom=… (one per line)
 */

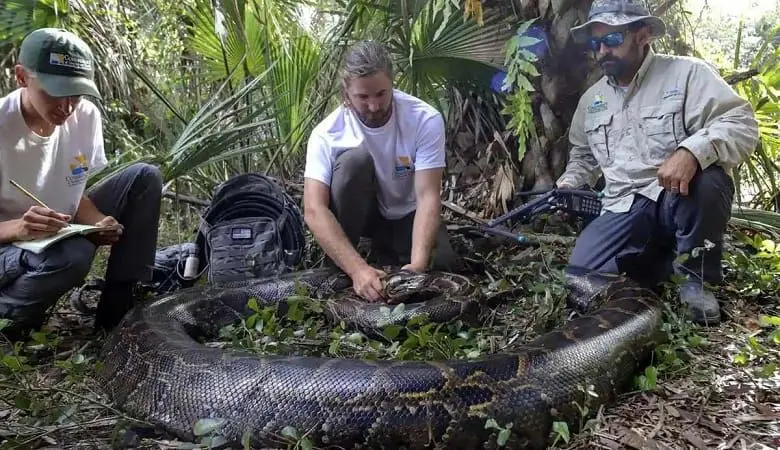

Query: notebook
left=12, top=223, right=121, bottom=254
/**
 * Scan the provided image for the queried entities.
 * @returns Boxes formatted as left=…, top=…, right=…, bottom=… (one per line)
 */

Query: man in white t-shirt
left=0, top=28, right=163, bottom=339
left=303, top=41, right=458, bottom=301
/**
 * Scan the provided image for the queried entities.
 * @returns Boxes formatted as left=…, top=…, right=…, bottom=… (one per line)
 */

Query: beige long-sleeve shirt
left=557, top=48, right=759, bottom=213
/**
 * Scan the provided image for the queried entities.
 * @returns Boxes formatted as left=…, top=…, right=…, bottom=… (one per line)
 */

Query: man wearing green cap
left=557, top=0, right=759, bottom=325
left=0, top=28, right=163, bottom=338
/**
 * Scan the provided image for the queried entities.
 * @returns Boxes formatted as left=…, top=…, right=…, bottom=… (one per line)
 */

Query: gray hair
left=340, top=40, right=394, bottom=85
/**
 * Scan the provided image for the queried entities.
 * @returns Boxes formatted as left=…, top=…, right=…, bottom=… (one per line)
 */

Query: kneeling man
left=558, top=1, right=759, bottom=325
left=303, top=40, right=457, bottom=302
left=0, top=28, right=163, bottom=338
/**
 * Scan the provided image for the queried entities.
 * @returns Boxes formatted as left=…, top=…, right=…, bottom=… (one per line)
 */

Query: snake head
left=383, top=271, right=429, bottom=293
left=381, top=270, right=443, bottom=304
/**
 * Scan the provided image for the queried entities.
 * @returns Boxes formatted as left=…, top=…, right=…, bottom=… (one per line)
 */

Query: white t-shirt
left=304, top=89, right=446, bottom=220
left=0, top=88, right=107, bottom=222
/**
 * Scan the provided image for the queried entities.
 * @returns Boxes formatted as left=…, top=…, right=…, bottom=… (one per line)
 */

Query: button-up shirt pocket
left=639, top=100, right=686, bottom=164
left=584, top=112, right=615, bottom=167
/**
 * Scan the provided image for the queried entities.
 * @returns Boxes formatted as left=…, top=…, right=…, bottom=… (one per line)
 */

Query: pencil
left=9, top=179, right=52, bottom=210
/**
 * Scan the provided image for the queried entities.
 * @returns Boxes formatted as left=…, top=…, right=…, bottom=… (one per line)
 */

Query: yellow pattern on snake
left=97, top=267, right=666, bottom=449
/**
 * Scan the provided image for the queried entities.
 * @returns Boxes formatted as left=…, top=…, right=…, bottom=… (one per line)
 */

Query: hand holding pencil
left=8, top=179, right=71, bottom=241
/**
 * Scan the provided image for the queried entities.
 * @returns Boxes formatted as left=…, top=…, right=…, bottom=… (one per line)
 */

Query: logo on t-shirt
left=394, top=155, right=413, bottom=179
left=66, top=153, right=89, bottom=187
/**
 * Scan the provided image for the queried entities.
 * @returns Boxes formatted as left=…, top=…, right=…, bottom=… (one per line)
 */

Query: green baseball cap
left=18, top=28, right=101, bottom=99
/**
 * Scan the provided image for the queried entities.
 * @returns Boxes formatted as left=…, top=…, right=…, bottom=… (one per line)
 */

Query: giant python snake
left=97, top=267, right=666, bottom=449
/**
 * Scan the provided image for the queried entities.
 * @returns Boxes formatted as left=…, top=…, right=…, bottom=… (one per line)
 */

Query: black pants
left=0, top=163, right=163, bottom=329
left=326, top=147, right=457, bottom=270
left=568, top=166, right=734, bottom=287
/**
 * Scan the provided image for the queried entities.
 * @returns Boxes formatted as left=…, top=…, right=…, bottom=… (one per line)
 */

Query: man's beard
left=598, top=55, right=632, bottom=78
left=357, top=108, right=392, bottom=128
left=353, top=98, right=393, bottom=128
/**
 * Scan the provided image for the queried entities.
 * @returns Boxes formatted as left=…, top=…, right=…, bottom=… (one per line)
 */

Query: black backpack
left=194, top=173, right=306, bottom=285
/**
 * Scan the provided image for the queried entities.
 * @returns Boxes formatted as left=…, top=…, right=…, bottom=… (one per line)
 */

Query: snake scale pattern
left=97, top=267, right=666, bottom=449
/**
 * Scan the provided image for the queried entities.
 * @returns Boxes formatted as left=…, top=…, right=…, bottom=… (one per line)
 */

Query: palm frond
left=162, top=60, right=283, bottom=180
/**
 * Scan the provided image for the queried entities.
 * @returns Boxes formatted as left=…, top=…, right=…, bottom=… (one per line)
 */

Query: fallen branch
left=162, top=191, right=210, bottom=207
left=725, top=69, right=760, bottom=85
left=442, top=200, right=486, bottom=224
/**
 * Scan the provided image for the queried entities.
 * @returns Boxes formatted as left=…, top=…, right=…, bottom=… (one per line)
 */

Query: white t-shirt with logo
left=304, top=89, right=445, bottom=220
left=0, top=88, right=107, bottom=222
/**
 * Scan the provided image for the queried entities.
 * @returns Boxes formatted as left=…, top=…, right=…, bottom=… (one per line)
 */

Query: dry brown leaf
left=681, top=428, right=709, bottom=450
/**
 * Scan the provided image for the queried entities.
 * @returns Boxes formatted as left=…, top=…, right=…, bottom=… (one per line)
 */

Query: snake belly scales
left=97, top=267, right=666, bottom=449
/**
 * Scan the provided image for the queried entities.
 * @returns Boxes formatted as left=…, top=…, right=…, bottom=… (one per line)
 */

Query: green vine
left=501, top=18, right=542, bottom=161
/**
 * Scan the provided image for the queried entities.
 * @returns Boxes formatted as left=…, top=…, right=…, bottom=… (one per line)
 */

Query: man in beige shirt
left=558, top=0, right=759, bottom=325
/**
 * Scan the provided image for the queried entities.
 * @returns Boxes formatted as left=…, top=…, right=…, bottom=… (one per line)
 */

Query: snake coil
left=98, top=268, right=665, bottom=449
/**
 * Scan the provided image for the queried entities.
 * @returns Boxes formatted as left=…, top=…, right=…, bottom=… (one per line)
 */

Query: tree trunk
left=443, top=0, right=697, bottom=217
left=442, top=0, right=597, bottom=218
left=506, top=0, right=595, bottom=192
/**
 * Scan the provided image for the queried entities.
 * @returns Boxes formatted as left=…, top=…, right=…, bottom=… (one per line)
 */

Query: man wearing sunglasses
left=556, top=0, right=759, bottom=326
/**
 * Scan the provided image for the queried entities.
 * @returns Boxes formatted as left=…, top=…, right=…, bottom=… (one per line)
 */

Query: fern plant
left=499, top=18, right=542, bottom=161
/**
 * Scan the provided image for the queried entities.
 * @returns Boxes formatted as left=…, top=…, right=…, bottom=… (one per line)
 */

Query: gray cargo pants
left=327, top=147, right=458, bottom=270
left=0, top=163, right=162, bottom=330
left=567, top=166, right=734, bottom=287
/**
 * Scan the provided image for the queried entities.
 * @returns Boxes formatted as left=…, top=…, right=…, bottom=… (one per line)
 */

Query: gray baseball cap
left=18, top=28, right=101, bottom=99
left=570, top=0, right=666, bottom=44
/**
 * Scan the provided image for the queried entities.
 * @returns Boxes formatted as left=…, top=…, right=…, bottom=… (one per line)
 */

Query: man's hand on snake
left=658, top=148, right=699, bottom=196
left=351, top=265, right=387, bottom=302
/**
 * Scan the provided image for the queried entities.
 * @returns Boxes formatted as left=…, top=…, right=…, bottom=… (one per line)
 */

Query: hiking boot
left=679, top=281, right=721, bottom=326
left=94, top=281, right=139, bottom=333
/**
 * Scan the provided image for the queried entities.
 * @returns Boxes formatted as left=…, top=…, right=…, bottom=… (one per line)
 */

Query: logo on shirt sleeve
left=394, top=155, right=414, bottom=179
left=66, top=153, right=90, bottom=186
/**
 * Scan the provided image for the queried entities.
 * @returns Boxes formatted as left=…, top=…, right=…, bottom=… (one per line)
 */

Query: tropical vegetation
left=0, top=0, right=778, bottom=448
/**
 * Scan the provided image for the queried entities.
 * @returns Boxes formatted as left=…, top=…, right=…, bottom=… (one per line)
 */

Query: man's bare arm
left=303, top=178, right=367, bottom=277
left=408, top=167, right=443, bottom=271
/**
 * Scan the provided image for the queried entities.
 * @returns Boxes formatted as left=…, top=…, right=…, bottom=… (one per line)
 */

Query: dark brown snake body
left=97, top=267, right=666, bottom=449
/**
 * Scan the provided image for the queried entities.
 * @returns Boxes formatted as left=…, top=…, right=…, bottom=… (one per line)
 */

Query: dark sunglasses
left=587, top=31, right=626, bottom=52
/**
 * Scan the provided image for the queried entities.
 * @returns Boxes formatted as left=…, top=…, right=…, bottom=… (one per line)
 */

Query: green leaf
left=516, top=36, right=542, bottom=48
left=515, top=59, right=540, bottom=77
left=14, top=392, right=31, bottom=410
left=497, top=428, right=511, bottom=446
left=674, top=253, right=690, bottom=265
left=552, top=421, right=570, bottom=443
left=758, top=315, right=780, bottom=327
left=733, top=352, right=749, bottom=366
left=466, top=349, right=481, bottom=358
left=514, top=73, right=535, bottom=92
left=514, top=17, right=536, bottom=35
left=300, top=437, right=314, bottom=450
left=484, top=418, right=499, bottom=430
left=757, top=363, right=777, bottom=378
left=347, top=332, right=364, bottom=344
left=246, top=314, right=257, bottom=330
left=281, top=425, right=299, bottom=440
left=383, top=325, right=402, bottom=340
left=193, top=418, right=226, bottom=436
left=2, top=355, right=24, bottom=371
